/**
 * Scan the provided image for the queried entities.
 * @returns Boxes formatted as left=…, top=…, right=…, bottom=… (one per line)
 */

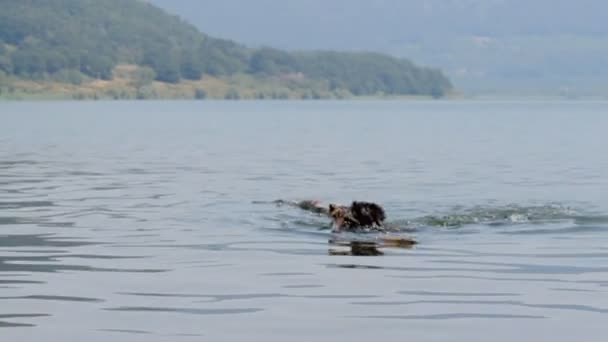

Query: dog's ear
left=329, top=204, right=336, bottom=212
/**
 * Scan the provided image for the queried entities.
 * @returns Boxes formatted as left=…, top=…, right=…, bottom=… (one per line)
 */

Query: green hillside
left=0, top=0, right=453, bottom=99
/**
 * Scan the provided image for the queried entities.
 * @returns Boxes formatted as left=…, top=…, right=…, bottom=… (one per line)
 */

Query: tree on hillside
left=0, top=43, right=11, bottom=74
left=249, top=47, right=297, bottom=75
left=180, top=51, right=204, bottom=80
left=143, top=47, right=181, bottom=83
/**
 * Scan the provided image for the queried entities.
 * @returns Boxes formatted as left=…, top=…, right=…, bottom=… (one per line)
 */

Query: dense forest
left=0, top=0, right=453, bottom=98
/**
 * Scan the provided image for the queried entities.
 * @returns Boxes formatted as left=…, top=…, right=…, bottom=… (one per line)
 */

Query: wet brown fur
left=329, top=201, right=386, bottom=231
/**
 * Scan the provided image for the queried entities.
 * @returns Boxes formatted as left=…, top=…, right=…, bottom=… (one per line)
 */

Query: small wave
left=400, top=204, right=583, bottom=229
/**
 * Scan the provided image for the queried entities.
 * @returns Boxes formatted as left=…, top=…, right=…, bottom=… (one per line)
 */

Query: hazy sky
left=150, top=0, right=607, bottom=50
left=149, top=0, right=608, bottom=95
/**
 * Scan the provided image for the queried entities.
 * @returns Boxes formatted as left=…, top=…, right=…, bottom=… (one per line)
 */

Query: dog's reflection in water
left=328, top=236, right=417, bottom=256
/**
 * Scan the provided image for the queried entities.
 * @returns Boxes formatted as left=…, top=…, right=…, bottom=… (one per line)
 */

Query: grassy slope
left=0, top=65, right=452, bottom=100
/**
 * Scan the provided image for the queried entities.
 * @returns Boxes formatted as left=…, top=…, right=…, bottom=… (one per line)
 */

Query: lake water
left=1, top=100, right=608, bottom=341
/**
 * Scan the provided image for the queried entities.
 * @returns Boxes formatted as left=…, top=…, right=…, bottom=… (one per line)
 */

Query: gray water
left=1, top=100, right=608, bottom=341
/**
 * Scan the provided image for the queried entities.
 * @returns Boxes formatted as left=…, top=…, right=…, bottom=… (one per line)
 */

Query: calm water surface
left=1, top=100, right=608, bottom=341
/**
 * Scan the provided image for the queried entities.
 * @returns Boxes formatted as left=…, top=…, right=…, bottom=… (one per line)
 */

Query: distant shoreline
left=0, top=73, right=450, bottom=102
left=2, top=94, right=606, bottom=102
left=1, top=71, right=605, bottom=103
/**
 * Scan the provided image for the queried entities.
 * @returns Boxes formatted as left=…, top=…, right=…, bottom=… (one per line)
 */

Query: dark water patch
left=0, top=295, right=103, bottom=303
left=0, top=256, right=168, bottom=274
left=574, top=215, right=608, bottom=225
left=388, top=274, right=608, bottom=288
left=38, top=221, right=76, bottom=228
left=416, top=246, right=483, bottom=256
left=505, top=251, right=608, bottom=259
left=104, top=307, right=263, bottom=315
left=0, top=201, right=54, bottom=209
left=327, top=264, right=384, bottom=270
left=551, top=288, right=599, bottom=293
left=118, top=292, right=284, bottom=302
left=326, top=261, right=608, bottom=275
left=351, top=313, right=546, bottom=320
left=188, top=246, right=322, bottom=256
left=297, top=294, right=379, bottom=299
left=63, top=171, right=106, bottom=177
left=0, top=189, right=22, bottom=194
left=417, top=249, right=608, bottom=259
left=119, top=291, right=379, bottom=303
left=149, top=193, right=171, bottom=199
left=119, top=168, right=152, bottom=175
left=0, top=179, right=46, bottom=185
left=0, top=314, right=50, bottom=319
left=57, top=208, right=138, bottom=220
left=0, top=321, right=35, bottom=328
left=127, top=201, right=189, bottom=209
left=0, top=280, right=45, bottom=285
left=1, top=255, right=72, bottom=263
left=245, top=175, right=274, bottom=181
left=5, top=250, right=67, bottom=254
left=282, top=284, right=324, bottom=289
left=398, top=290, right=519, bottom=297
left=98, top=329, right=152, bottom=335
left=283, top=219, right=330, bottom=228
left=0, top=160, right=38, bottom=167
left=259, top=225, right=332, bottom=239
left=532, top=303, right=608, bottom=313
left=110, top=240, right=325, bottom=255
left=63, top=254, right=145, bottom=260
left=187, top=263, right=232, bottom=269
left=352, top=299, right=608, bottom=314
left=115, top=234, right=160, bottom=239
left=90, top=186, right=127, bottom=191
left=432, top=259, right=608, bottom=275
left=0, top=314, right=50, bottom=328
left=0, top=217, right=30, bottom=225
left=260, top=272, right=314, bottom=277
left=0, top=234, right=100, bottom=248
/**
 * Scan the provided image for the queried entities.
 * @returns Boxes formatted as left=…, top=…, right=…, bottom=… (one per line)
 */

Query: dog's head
left=328, top=204, right=347, bottom=229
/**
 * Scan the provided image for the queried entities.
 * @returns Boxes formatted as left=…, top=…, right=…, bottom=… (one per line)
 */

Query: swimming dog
left=328, top=201, right=386, bottom=232
left=277, top=199, right=386, bottom=232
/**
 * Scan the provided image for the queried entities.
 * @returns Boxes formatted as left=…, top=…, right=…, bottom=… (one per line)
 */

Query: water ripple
left=98, top=329, right=152, bottom=335
left=0, top=314, right=50, bottom=328
left=0, top=295, right=103, bottom=303
left=352, top=299, right=608, bottom=314
left=351, top=313, right=546, bottom=320
left=104, top=307, right=263, bottom=315
left=117, top=292, right=285, bottom=302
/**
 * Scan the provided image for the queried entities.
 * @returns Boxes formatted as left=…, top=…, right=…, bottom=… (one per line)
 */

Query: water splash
left=392, top=204, right=584, bottom=229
